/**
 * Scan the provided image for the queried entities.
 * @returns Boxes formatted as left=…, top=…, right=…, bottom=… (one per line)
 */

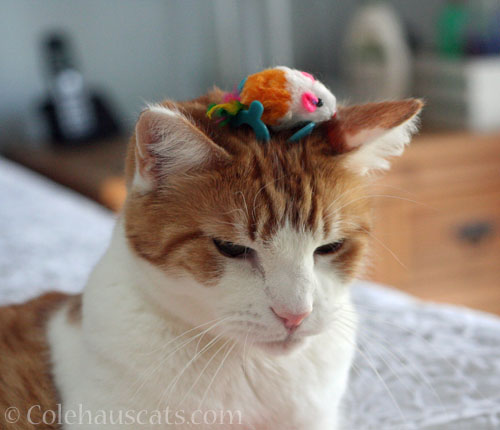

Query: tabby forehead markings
left=244, top=147, right=328, bottom=242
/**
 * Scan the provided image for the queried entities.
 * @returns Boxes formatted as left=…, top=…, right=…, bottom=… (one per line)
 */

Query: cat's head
left=124, top=90, right=422, bottom=353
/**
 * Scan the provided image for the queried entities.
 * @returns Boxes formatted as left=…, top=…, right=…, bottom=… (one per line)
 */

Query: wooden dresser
left=3, top=133, right=500, bottom=313
left=368, top=133, right=500, bottom=314
left=2, top=139, right=128, bottom=212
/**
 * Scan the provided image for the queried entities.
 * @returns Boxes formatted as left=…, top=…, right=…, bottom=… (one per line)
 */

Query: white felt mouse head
left=271, top=66, right=337, bottom=129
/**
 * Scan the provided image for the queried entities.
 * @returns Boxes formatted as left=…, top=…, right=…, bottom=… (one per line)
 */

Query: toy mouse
left=206, top=66, right=337, bottom=141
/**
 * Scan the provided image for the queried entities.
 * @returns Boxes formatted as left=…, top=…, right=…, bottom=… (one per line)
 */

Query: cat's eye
left=315, top=98, right=323, bottom=108
left=314, top=240, right=344, bottom=256
left=213, top=239, right=253, bottom=259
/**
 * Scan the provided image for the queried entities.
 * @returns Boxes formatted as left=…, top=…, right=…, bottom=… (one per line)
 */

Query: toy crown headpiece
left=206, top=66, right=337, bottom=142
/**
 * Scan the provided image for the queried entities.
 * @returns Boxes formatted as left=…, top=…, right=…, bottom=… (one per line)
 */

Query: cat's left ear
left=327, top=99, right=423, bottom=175
left=132, top=104, right=230, bottom=192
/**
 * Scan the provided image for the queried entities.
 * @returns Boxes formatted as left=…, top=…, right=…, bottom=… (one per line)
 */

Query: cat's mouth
left=256, top=335, right=305, bottom=354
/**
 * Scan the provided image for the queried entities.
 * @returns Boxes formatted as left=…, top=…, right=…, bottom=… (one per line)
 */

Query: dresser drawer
left=410, top=191, right=500, bottom=279
left=384, top=134, right=500, bottom=200
left=368, top=133, right=500, bottom=313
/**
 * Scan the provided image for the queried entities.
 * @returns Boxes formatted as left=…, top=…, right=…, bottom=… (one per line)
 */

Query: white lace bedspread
left=0, top=157, right=113, bottom=303
left=346, top=285, right=500, bottom=430
left=1, top=157, right=499, bottom=429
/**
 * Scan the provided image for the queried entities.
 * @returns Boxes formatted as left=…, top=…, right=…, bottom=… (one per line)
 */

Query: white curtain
left=212, top=0, right=294, bottom=85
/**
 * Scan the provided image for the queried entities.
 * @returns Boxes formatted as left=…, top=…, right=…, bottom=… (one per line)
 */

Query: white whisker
left=130, top=317, right=231, bottom=401
left=335, top=322, right=409, bottom=427
left=198, top=340, right=236, bottom=410
left=159, top=330, right=227, bottom=409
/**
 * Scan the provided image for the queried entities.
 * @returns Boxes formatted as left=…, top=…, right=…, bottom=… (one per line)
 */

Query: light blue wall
left=0, top=0, right=446, bottom=145
left=0, top=0, right=219, bottom=144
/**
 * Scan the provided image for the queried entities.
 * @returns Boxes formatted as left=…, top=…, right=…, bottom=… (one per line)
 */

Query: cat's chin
left=256, top=337, right=306, bottom=355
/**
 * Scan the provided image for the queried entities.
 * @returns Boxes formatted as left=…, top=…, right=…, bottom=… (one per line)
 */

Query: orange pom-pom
left=240, top=69, right=291, bottom=126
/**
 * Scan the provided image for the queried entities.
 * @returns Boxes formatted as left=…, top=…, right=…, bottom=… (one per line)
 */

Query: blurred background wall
left=1, top=0, right=499, bottom=314
left=0, top=0, right=447, bottom=146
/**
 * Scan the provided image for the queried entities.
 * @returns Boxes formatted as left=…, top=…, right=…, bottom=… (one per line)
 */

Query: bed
left=1, top=157, right=499, bottom=429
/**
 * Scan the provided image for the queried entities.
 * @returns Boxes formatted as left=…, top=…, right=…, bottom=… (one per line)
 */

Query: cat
left=0, top=89, right=422, bottom=429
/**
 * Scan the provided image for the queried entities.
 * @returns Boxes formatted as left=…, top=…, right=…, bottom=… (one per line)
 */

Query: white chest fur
left=48, top=223, right=356, bottom=429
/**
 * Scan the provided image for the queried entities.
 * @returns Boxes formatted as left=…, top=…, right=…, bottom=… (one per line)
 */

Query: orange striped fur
left=124, top=90, right=377, bottom=286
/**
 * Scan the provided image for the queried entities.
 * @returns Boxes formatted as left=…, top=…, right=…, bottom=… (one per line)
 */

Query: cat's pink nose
left=272, top=307, right=311, bottom=330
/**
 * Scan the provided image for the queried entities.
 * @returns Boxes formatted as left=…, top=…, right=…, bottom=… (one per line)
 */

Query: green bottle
left=437, top=0, right=469, bottom=57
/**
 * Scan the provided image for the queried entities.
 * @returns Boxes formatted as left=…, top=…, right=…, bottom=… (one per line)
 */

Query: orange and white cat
left=1, top=90, right=421, bottom=429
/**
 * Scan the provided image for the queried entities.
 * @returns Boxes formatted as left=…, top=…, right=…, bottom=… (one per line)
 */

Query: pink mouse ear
left=300, top=71, right=315, bottom=81
left=301, top=92, right=319, bottom=112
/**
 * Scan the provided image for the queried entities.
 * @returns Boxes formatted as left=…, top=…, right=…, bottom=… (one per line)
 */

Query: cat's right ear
left=326, top=99, right=423, bottom=175
left=133, top=104, right=230, bottom=192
